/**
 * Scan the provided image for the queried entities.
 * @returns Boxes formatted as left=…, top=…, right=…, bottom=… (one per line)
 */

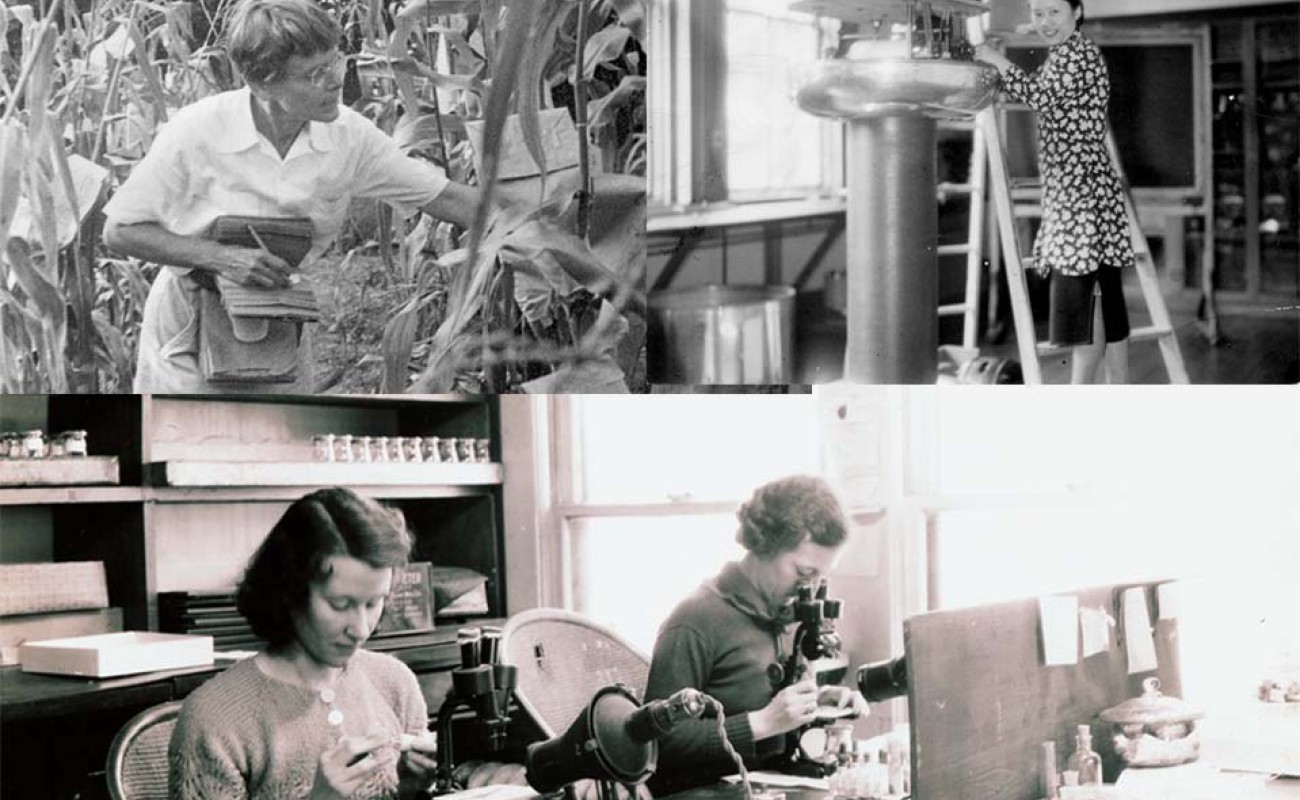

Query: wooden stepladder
left=977, top=104, right=1191, bottom=384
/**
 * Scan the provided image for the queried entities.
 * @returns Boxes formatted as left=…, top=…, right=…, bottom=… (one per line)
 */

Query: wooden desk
left=0, top=622, right=500, bottom=799
left=660, top=783, right=828, bottom=800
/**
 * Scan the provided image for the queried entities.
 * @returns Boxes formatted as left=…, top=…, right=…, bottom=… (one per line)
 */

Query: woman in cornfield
left=103, top=0, right=483, bottom=392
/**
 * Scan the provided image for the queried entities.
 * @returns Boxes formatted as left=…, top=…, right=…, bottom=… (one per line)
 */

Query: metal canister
left=22, top=430, right=46, bottom=459
left=474, top=438, right=491, bottom=463
left=439, top=437, right=459, bottom=464
left=422, top=436, right=442, bottom=463
left=402, top=436, right=423, bottom=463
left=456, top=437, right=476, bottom=464
left=355, top=436, right=374, bottom=464
left=313, top=434, right=336, bottom=462
left=388, top=436, right=406, bottom=463
left=333, top=434, right=354, bottom=463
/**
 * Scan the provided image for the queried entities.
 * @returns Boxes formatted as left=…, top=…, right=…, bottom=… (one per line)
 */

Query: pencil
left=246, top=224, right=301, bottom=286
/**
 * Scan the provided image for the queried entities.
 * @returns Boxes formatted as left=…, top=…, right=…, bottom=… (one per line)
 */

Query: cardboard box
left=0, top=561, right=109, bottom=616
left=19, top=631, right=214, bottom=678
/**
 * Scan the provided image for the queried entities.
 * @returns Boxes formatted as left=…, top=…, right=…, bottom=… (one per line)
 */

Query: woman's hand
left=817, top=686, right=871, bottom=719
left=309, top=732, right=396, bottom=800
left=975, top=44, right=1012, bottom=72
left=749, top=679, right=820, bottom=740
left=210, top=245, right=295, bottom=289
left=397, top=731, right=439, bottom=798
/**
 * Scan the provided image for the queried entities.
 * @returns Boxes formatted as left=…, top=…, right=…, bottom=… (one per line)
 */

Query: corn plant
left=1, top=0, right=646, bottom=393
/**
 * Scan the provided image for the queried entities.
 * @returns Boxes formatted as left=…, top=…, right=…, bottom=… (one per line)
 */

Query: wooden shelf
left=0, top=486, right=144, bottom=506
left=0, top=457, right=120, bottom=489
left=148, top=460, right=504, bottom=489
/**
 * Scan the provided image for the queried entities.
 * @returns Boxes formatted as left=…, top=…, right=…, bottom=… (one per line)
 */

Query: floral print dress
left=999, top=31, right=1134, bottom=277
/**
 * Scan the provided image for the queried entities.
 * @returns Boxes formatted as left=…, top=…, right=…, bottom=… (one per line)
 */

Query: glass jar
left=422, top=436, right=442, bottom=464
left=371, top=436, right=390, bottom=463
left=6, top=433, right=25, bottom=459
left=402, top=436, right=423, bottom=463
left=48, top=438, right=67, bottom=458
left=23, top=430, right=46, bottom=459
left=474, top=438, right=491, bottom=463
left=354, top=436, right=373, bottom=464
left=439, top=437, right=459, bottom=464
left=313, top=434, right=336, bottom=463
left=64, top=430, right=88, bottom=457
left=456, top=437, right=476, bottom=464
left=387, top=436, right=406, bottom=463
left=333, top=434, right=354, bottom=463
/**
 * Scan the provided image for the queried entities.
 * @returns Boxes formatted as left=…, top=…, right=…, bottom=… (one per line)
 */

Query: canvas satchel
left=197, top=216, right=315, bottom=385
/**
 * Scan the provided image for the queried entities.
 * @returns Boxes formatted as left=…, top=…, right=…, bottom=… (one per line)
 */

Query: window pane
left=570, top=514, right=744, bottom=653
left=724, top=3, right=829, bottom=198
left=572, top=395, right=820, bottom=504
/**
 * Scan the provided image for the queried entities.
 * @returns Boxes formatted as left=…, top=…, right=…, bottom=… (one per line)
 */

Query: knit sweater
left=644, top=561, right=796, bottom=794
left=169, top=649, right=428, bottom=800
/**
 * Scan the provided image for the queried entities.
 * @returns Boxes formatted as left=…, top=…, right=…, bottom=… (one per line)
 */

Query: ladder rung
left=937, top=243, right=976, bottom=256
left=1129, top=325, right=1176, bottom=343
left=938, top=303, right=972, bottom=316
left=939, top=119, right=976, bottom=132
left=937, top=182, right=976, bottom=195
left=1012, top=205, right=1043, bottom=218
left=1010, top=178, right=1042, bottom=191
left=1033, top=325, right=1175, bottom=357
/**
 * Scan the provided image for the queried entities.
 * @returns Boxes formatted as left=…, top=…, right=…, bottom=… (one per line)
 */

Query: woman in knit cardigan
left=643, top=475, right=869, bottom=794
left=169, top=488, right=438, bottom=799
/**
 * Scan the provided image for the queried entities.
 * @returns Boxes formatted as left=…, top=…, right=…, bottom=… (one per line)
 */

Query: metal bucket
left=648, top=285, right=797, bottom=385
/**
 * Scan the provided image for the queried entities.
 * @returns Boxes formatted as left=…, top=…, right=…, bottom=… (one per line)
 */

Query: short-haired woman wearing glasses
left=103, top=0, right=482, bottom=392
left=168, top=488, right=438, bottom=799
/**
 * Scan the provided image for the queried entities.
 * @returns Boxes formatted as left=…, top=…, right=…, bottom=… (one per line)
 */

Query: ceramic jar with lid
left=1098, top=677, right=1204, bottom=767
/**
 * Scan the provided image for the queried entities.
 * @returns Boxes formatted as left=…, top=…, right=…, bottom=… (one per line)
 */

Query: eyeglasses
left=286, top=51, right=347, bottom=88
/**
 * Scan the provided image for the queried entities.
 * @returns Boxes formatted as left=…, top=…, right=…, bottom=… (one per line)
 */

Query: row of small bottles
left=1042, top=725, right=1102, bottom=799
left=828, top=737, right=908, bottom=800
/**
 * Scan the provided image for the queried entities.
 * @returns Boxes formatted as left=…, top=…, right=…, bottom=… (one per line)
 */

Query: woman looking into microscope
left=643, top=475, right=868, bottom=794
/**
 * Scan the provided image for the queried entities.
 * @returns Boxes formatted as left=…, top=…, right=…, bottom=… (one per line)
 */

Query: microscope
left=427, top=626, right=519, bottom=795
left=782, top=580, right=852, bottom=777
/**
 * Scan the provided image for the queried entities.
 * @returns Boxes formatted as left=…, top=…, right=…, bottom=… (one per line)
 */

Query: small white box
left=19, top=631, right=214, bottom=678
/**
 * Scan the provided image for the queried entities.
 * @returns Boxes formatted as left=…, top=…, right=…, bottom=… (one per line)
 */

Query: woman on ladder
left=977, top=0, right=1132, bottom=384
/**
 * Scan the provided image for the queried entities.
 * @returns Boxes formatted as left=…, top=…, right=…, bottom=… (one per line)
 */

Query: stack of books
left=157, top=591, right=263, bottom=652
left=217, top=279, right=322, bottom=321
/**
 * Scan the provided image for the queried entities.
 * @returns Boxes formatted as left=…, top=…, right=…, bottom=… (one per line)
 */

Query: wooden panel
left=401, top=495, right=505, bottom=618
left=149, top=502, right=287, bottom=595
left=146, top=398, right=401, bottom=463
left=906, top=581, right=1182, bottom=800
left=152, top=460, right=502, bottom=488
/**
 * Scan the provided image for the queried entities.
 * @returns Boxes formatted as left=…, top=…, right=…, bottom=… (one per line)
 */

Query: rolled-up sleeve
left=350, top=122, right=450, bottom=217
left=102, top=113, right=192, bottom=228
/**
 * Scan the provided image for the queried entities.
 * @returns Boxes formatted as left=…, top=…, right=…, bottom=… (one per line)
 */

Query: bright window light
left=724, top=1, right=829, bottom=199
left=571, top=514, right=745, bottom=654
left=565, top=395, right=821, bottom=650
left=572, top=395, right=821, bottom=504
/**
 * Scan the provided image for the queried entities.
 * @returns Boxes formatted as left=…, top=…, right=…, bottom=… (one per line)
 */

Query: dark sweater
left=645, top=561, right=796, bottom=794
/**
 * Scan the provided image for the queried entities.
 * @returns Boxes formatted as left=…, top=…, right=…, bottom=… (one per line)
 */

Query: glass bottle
left=1066, top=724, right=1102, bottom=786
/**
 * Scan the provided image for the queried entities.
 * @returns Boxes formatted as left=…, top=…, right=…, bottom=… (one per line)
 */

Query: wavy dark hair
left=735, top=475, right=848, bottom=559
left=237, top=487, right=412, bottom=647
left=227, top=0, right=341, bottom=85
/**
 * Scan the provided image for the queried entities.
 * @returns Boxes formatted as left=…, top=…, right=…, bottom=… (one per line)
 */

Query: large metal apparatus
left=791, top=0, right=999, bottom=383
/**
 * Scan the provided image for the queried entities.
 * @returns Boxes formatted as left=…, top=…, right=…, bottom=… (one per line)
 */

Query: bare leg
left=1070, top=296, right=1106, bottom=384
left=1104, top=336, right=1129, bottom=384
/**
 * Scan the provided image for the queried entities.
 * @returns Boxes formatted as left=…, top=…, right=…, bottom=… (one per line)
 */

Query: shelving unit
left=1196, top=9, right=1299, bottom=300
left=0, top=394, right=509, bottom=798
